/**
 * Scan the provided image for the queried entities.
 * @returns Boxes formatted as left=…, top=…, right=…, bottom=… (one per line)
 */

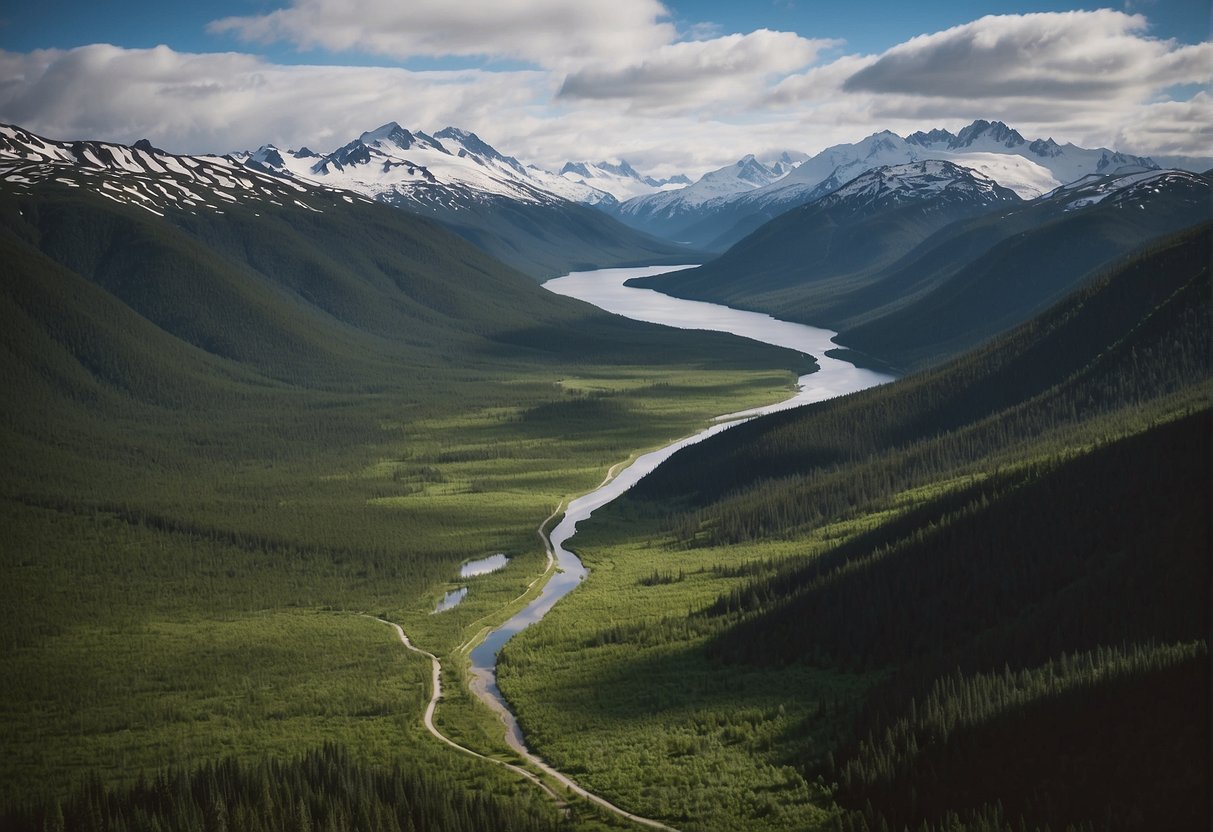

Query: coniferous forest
left=495, top=223, right=1211, bottom=831
left=1, top=118, right=1209, bottom=831
left=1, top=744, right=565, bottom=832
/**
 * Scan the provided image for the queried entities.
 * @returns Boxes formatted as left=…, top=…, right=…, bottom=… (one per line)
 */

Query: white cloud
left=209, top=0, right=675, bottom=69
left=1111, top=92, right=1213, bottom=157
left=1, top=9, right=1209, bottom=179
left=842, top=11, right=1211, bottom=101
left=557, top=30, right=838, bottom=114
left=766, top=10, right=1213, bottom=157
left=0, top=45, right=549, bottom=155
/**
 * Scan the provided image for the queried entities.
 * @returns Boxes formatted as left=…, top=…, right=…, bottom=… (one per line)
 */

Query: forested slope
left=570, top=222, right=1212, bottom=830
left=404, top=190, right=703, bottom=279
left=632, top=170, right=1210, bottom=370
left=0, top=174, right=802, bottom=814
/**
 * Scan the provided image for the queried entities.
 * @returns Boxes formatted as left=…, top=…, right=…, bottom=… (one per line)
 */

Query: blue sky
left=0, top=1, right=1208, bottom=174
left=4, top=1, right=1208, bottom=62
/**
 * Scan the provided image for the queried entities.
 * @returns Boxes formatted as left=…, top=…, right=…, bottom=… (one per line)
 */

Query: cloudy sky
left=1, top=1, right=1209, bottom=177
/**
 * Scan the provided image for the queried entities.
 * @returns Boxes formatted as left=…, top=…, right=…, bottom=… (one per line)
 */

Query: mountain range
left=607, top=119, right=1174, bottom=250
left=2, top=108, right=1208, bottom=832
left=8, top=116, right=1201, bottom=279
left=557, top=159, right=691, bottom=202
left=631, top=161, right=1210, bottom=370
left=233, top=121, right=696, bottom=277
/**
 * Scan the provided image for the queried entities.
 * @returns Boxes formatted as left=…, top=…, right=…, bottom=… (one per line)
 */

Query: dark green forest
left=497, top=222, right=1211, bottom=831
left=2, top=138, right=1209, bottom=832
left=0, top=744, right=564, bottom=832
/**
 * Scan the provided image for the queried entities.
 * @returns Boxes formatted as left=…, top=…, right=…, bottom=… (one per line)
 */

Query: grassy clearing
left=497, top=510, right=884, bottom=832
left=0, top=359, right=800, bottom=810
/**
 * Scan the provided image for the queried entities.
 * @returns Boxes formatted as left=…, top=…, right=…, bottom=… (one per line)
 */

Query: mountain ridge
left=0, top=121, right=699, bottom=279
left=610, top=118, right=1171, bottom=249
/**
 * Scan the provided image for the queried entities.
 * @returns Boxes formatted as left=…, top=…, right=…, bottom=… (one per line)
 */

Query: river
left=467, top=264, right=894, bottom=749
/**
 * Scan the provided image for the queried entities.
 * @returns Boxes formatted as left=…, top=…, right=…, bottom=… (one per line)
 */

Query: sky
left=0, top=1, right=1209, bottom=178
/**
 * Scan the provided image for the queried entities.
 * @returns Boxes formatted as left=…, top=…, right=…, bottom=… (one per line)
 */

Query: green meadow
left=0, top=179, right=806, bottom=821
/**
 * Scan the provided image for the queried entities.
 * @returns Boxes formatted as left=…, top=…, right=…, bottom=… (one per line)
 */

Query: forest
left=496, top=222, right=1211, bottom=831
left=1, top=142, right=1208, bottom=830
left=0, top=175, right=803, bottom=828
left=0, top=743, right=566, bottom=832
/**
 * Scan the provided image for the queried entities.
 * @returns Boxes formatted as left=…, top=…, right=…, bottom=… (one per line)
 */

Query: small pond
left=461, top=553, right=510, bottom=578
left=432, top=587, right=468, bottom=613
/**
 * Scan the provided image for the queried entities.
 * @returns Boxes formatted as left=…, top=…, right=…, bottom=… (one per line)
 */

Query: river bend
left=468, top=264, right=893, bottom=751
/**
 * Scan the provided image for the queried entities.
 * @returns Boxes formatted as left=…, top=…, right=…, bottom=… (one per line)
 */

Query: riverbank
left=458, top=265, right=893, bottom=826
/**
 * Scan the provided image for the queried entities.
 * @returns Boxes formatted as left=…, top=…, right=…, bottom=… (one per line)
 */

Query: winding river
left=467, top=264, right=894, bottom=754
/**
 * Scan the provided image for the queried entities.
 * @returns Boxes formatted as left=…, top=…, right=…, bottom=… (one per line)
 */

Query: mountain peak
left=561, top=160, right=644, bottom=181
left=358, top=122, right=417, bottom=150
left=950, top=119, right=1026, bottom=149
left=556, top=158, right=682, bottom=199
left=249, top=144, right=285, bottom=168
left=599, top=160, right=643, bottom=180
left=560, top=161, right=591, bottom=178
left=433, top=126, right=526, bottom=173
left=820, top=159, right=1021, bottom=212
left=905, top=128, right=955, bottom=147
left=1029, top=137, right=1061, bottom=158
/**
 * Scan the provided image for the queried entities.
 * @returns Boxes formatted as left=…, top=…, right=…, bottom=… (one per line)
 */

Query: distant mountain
left=615, top=119, right=1163, bottom=251
left=629, top=159, right=1020, bottom=320
left=777, top=119, right=1158, bottom=199
left=609, top=152, right=804, bottom=242
left=831, top=169, right=1213, bottom=368
left=249, top=121, right=563, bottom=206
left=634, top=163, right=1211, bottom=371
left=558, top=159, right=690, bottom=202
left=232, top=122, right=698, bottom=277
left=0, top=122, right=369, bottom=218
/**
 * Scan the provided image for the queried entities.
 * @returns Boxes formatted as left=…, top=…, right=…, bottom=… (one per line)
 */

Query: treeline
left=578, top=224, right=1213, bottom=828
left=622, top=222, right=1211, bottom=549
left=831, top=642, right=1209, bottom=832
left=706, top=409, right=1210, bottom=672
left=0, top=744, right=565, bottom=832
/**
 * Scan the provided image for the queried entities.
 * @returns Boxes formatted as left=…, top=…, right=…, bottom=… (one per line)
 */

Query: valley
left=0, top=165, right=809, bottom=827
left=1, top=103, right=1209, bottom=832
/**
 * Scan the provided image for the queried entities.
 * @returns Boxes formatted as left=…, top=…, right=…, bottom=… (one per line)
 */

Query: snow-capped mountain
left=612, top=152, right=801, bottom=223
left=240, top=121, right=584, bottom=210
left=768, top=120, right=1158, bottom=201
left=612, top=120, right=1164, bottom=250
left=1040, top=168, right=1211, bottom=213
left=241, top=122, right=698, bottom=275
left=0, top=122, right=696, bottom=278
left=0, top=122, right=359, bottom=216
left=813, top=159, right=1021, bottom=215
left=558, top=159, right=690, bottom=202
